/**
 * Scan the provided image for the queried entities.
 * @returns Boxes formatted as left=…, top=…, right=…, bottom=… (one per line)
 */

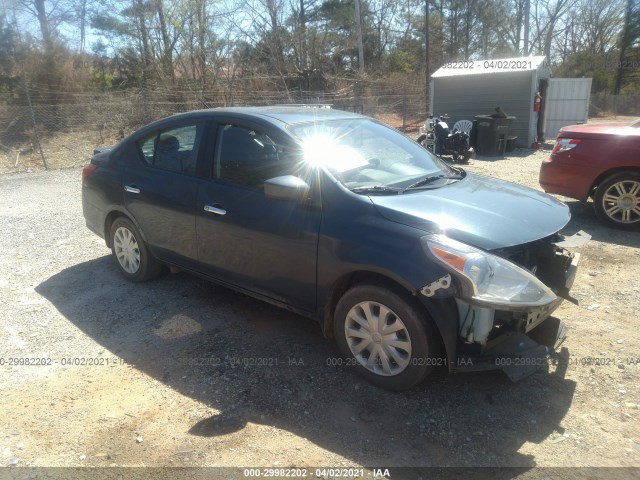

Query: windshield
left=289, top=118, right=455, bottom=192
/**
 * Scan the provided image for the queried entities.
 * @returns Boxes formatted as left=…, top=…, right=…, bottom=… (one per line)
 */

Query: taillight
left=82, top=164, right=97, bottom=179
left=552, top=138, right=581, bottom=154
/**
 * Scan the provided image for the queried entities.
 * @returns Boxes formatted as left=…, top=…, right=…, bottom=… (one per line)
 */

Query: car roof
left=170, top=106, right=364, bottom=126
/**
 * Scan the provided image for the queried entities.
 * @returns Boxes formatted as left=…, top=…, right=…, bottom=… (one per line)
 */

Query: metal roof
left=431, top=56, right=549, bottom=78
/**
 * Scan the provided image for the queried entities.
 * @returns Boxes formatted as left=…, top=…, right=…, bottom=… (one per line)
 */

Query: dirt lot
left=0, top=145, right=639, bottom=477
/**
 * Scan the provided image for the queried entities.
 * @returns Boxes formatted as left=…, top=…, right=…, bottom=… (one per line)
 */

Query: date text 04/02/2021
left=326, top=356, right=473, bottom=367
left=243, top=468, right=393, bottom=478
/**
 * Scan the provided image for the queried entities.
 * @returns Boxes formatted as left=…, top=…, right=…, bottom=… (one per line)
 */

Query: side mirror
left=264, top=175, right=310, bottom=201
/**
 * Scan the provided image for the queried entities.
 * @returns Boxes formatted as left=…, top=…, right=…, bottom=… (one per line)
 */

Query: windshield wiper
left=403, top=173, right=464, bottom=192
left=449, top=165, right=466, bottom=175
left=350, top=185, right=403, bottom=195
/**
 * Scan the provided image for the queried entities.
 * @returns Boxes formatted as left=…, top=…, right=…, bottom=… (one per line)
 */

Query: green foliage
left=0, top=16, right=20, bottom=99
left=553, top=51, right=616, bottom=93
left=111, top=48, right=145, bottom=88
left=92, top=69, right=114, bottom=88
left=315, top=0, right=356, bottom=32
left=382, top=50, right=415, bottom=73
left=91, top=13, right=133, bottom=38
left=615, top=0, right=640, bottom=93
left=0, top=15, right=17, bottom=77
left=91, top=40, right=114, bottom=89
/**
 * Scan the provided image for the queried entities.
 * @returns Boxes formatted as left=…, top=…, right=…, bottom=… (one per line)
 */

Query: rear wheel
left=110, top=217, right=163, bottom=282
left=334, top=284, right=437, bottom=391
left=593, top=171, right=640, bottom=229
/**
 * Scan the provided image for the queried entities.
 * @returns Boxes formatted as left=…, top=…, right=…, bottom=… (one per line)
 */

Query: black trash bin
left=473, top=114, right=516, bottom=156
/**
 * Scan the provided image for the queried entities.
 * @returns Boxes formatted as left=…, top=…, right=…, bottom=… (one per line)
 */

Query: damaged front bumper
left=421, top=231, right=588, bottom=381
left=451, top=317, right=568, bottom=381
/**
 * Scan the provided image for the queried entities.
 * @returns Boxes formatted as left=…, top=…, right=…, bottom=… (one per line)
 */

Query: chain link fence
left=589, top=93, right=640, bottom=118
left=2, top=82, right=638, bottom=174
left=0, top=77, right=427, bottom=173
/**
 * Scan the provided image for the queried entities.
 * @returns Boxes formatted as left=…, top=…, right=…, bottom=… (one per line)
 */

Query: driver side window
left=214, top=124, right=299, bottom=188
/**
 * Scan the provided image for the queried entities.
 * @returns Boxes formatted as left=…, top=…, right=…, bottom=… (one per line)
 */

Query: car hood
left=369, top=173, right=570, bottom=250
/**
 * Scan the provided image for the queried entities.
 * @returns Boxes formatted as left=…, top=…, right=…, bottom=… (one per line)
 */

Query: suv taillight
left=82, top=164, right=97, bottom=179
left=552, top=138, right=581, bottom=154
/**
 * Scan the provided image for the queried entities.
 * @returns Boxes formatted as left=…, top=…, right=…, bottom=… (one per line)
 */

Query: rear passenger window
left=138, top=135, right=156, bottom=165
left=136, top=124, right=204, bottom=176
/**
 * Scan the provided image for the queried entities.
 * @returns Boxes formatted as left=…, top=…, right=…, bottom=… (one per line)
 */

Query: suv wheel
left=334, top=284, right=437, bottom=391
left=593, top=171, right=640, bottom=229
left=110, top=217, right=163, bottom=282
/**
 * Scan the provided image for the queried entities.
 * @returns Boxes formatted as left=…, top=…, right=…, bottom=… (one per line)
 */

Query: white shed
left=544, top=77, right=592, bottom=139
left=430, top=56, right=591, bottom=147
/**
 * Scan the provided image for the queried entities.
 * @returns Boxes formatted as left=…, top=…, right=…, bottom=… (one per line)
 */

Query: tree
left=153, top=0, right=177, bottom=85
left=615, top=0, right=640, bottom=94
left=530, top=0, right=578, bottom=59
left=0, top=0, right=631, bottom=105
left=0, top=15, right=18, bottom=81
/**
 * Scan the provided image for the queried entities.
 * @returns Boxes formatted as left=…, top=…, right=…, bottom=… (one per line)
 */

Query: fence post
left=354, top=80, right=363, bottom=114
left=24, top=80, right=48, bottom=170
left=402, top=94, right=407, bottom=132
left=141, top=87, right=151, bottom=123
left=227, top=76, right=234, bottom=107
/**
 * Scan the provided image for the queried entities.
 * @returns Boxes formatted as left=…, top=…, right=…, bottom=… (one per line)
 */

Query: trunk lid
left=558, top=122, right=640, bottom=139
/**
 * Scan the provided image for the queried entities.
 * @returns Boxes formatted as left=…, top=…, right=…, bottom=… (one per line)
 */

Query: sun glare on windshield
left=291, top=118, right=451, bottom=192
left=300, top=132, right=369, bottom=173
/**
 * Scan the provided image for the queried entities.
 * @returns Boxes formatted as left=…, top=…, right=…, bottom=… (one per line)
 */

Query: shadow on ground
left=471, top=148, right=543, bottom=162
left=562, top=200, right=640, bottom=249
left=37, top=256, right=577, bottom=470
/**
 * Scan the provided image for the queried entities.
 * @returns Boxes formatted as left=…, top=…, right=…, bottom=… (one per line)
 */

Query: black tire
left=417, top=134, right=427, bottom=147
left=334, top=283, right=437, bottom=391
left=109, top=217, right=163, bottom=282
left=593, top=171, right=640, bottom=230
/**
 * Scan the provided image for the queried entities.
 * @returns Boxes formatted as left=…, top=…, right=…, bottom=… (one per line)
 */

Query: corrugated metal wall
left=544, top=78, right=592, bottom=139
left=432, top=70, right=534, bottom=147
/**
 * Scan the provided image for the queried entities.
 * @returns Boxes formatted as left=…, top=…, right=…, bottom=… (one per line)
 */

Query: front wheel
left=593, top=171, right=640, bottom=229
left=333, top=284, right=437, bottom=391
left=110, top=217, right=163, bottom=281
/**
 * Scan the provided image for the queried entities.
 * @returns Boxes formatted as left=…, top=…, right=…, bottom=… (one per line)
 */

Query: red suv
left=540, top=119, right=640, bottom=229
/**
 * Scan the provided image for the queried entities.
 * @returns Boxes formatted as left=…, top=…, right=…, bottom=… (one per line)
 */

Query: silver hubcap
left=344, top=301, right=412, bottom=376
left=113, top=226, right=141, bottom=274
left=602, top=180, right=640, bottom=224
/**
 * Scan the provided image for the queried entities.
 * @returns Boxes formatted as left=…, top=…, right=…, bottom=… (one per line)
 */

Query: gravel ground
left=1, top=147, right=639, bottom=476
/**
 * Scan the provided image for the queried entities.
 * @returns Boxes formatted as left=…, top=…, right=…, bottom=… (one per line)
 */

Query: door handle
left=204, top=205, right=226, bottom=216
left=124, top=185, right=141, bottom=194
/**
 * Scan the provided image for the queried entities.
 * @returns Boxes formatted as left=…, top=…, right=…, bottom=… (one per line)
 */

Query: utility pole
left=424, top=0, right=430, bottom=114
left=523, top=0, right=530, bottom=55
left=24, top=79, right=48, bottom=170
left=354, top=0, right=364, bottom=72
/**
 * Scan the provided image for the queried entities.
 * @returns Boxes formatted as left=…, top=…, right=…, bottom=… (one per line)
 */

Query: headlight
left=422, top=235, right=557, bottom=308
